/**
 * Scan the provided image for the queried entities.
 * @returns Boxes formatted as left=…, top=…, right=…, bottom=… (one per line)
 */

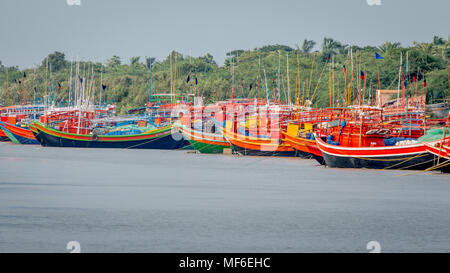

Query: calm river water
left=0, top=142, right=449, bottom=252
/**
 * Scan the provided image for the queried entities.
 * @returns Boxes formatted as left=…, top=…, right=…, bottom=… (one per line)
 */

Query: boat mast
left=277, top=50, right=280, bottom=102
left=100, top=64, right=103, bottom=107
left=6, top=66, right=9, bottom=106
left=33, top=67, right=36, bottom=104
left=170, top=51, right=173, bottom=105
left=258, top=54, right=261, bottom=101
left=262, top=62, right=270, bottom=106
left=397, top=53, right=402, bottom=110
left=405, top=51, right=409, bottom=113
left=286, top=52, right=291, bottom=107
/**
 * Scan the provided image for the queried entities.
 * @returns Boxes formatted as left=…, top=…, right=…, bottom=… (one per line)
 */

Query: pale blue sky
left=1, top=0, right=449, bottom=68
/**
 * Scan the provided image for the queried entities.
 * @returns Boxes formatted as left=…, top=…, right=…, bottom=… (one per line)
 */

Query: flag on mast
left=375, top=52, right=384, bottom=59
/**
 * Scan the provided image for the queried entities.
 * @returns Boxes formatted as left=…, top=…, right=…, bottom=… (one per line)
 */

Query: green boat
left=176, top=122, right=230, bottom=154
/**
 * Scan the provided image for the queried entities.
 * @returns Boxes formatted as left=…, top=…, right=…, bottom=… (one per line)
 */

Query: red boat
left=312, top=107, right=444, bottom=169
left=425, top=142, right=450, bottom=173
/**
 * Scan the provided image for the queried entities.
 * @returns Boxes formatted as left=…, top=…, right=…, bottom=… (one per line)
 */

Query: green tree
left=321, top=37, right=344, bottom=56
left=301, top=39, right=316, bottom=53
left=108, top=55, right=121, bottom=67
left=130, top=56, right=140, bottom=66
left=433, top=36, right=445, bottom=46
left=259, top=45, right=293, bottom=52
left=42, top=51, right=68, bottom=71
left=200, top=53, right=216, bottom=65
left=378, top=41, right=401, bottom=53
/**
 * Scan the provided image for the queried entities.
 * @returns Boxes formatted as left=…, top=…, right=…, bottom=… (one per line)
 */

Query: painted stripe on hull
left=31, top=121, right=174, bottom=142
left=177, top=124, right=230, bottom=153
left=185, top=138, right=227, bottom=154
left=0, top=122, right=39, bottom=144
left=0, top=124, right=20, bottom=144
left=178, top=125, right=229, bottom=146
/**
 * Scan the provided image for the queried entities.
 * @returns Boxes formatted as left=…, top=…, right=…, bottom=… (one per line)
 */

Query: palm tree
left=301, top=39, right=316, bottom=53
left=378, top=41, right=401, bottom=53
left=433, top=36, right=445, bottom=46
left=321, top=37, right=343, bottom=56
left=416, top=43, right=438, bottom=56
left=130, top=56, right=140, bottom=66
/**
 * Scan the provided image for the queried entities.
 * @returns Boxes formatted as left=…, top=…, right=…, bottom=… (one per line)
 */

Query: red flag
left=423, top=79, right=427, bottom=87
left=58, top=83, right=62, bottom=91
left=360, top=71, right=365, bottom=81
left=413, top=76, right=416, bottom=82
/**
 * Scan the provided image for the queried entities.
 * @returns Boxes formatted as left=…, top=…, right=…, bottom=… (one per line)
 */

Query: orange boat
left=215, top=105, right=296, bottom=156
left=0, top=121, right=39, bottom=144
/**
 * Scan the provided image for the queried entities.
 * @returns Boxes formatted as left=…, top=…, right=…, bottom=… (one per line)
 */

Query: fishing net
left=418, top=128, right=444, bottom=143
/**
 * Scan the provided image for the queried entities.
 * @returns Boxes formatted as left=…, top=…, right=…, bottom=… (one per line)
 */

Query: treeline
left=0, top=36, right=449, bottom=114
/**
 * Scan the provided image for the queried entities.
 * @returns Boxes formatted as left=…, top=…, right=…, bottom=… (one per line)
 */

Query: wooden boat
left=0, top=121, right=39, bottom=144
left=30, top=121, right=185, bottom=149
left=424, top=115, right=450, bottom=172
left=315, top=133, right=450, bottom=170
left=216, top=103, right=297, bottom=156
left=177, top=123, right=230, bottom=154
left=216, top=120, right=296, bottom=157
left=0, top=129, right=10, bottom=142
left=176, top=104, right=230, bottom=154
left=424, top=142, right=450, bottom=173
left=282, top=124, right=324, bottom=164
left=0, top=104, right=45, bottom=142
left=280, top=109, right=339, bottom=164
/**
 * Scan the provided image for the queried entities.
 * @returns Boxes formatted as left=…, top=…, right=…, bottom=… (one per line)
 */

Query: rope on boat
left=382, top=153, right=428, bottom=170
left=394, top=159, right=450, bottom=177
left=394, top=158, right=436, bottom=171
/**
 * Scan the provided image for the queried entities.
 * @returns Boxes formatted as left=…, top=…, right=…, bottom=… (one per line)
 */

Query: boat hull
left=31, top=122, right=186, bottom=149
left=320, top=150, right=435, bottom=170
left=0, top=129, right=10, bottom=141
left=214, top=119, right=296, bottom=157
left=177, top=124, right=230, bottom=154
left=316, top=136, right=437, bottom=170
left=229, top=142, right=297, bottom=157
left=0, top=121, right=39, bottom=145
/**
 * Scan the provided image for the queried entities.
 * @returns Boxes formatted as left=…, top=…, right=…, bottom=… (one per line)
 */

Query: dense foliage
left=1, top=36, right=449, bottom=114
